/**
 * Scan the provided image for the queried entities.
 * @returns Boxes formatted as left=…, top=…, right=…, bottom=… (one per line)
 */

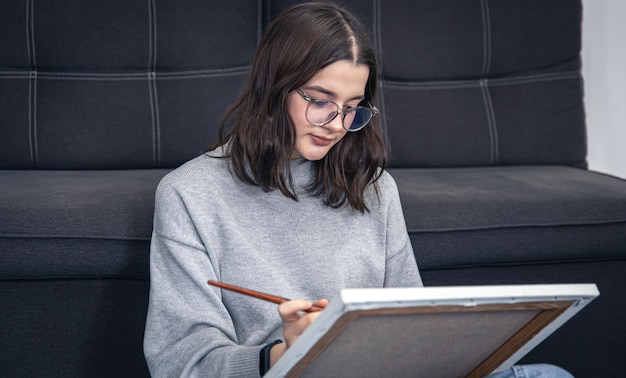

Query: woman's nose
left=323, top=111, right=346, bottom=132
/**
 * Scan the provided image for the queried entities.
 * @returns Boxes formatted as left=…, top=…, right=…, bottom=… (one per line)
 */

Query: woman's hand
left=269, top=298, right=329, bottom=366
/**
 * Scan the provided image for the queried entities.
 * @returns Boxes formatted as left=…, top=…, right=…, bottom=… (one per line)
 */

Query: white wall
left=582, top=0, right=626, bottom=179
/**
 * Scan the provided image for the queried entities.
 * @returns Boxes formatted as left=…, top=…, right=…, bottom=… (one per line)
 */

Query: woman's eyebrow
left=302, top=85, right=365, bottom=101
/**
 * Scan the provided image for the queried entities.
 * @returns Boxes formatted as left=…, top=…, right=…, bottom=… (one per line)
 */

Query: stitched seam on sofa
left=148, top=73, right=161, bottom=166
left=26, top=0, right=38, bottom=168
left=0, top=275, right=150, bottom=282
left=147, top=0, right=160, bottom=167
left=25, top=0, right=35, bottom=69
left=384, top=71, right=580, bottom=90
left=480, top=79, right=498, bottom=164
left=488, top=72, right=581, bottom=86
left=0, top=233, right=152, bottom=241
left=0, top=71, right=242, bottom=79
left=256, top=0, right=263, bottom=44
left=157, top=68, right=251, bottom=80
left=385, top=80, right=482, bottom=90
left=480, top=0, right=492, bottom=77
left=148, top=0, right=157, bottom=71
left=28, top=72, right=38, bottom=168
left=5, top=67, right=251, bottom=81
left=374, top=0, right=388, bottom=138
left=479, top=0, right=497, bottom=163
left=407, top=219, right=626, bottom=233
left=0, top=72, right=32, bottom=78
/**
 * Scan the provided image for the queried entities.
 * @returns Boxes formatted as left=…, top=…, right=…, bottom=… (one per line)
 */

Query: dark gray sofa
left=1, top=1, right=625, bottom=377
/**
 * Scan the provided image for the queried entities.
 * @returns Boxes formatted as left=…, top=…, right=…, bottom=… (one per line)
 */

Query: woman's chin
left=297, top=147, right=331, bottom=161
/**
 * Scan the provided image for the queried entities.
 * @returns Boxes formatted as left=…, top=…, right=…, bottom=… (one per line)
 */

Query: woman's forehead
left=303, top=61, right=369, bottom=99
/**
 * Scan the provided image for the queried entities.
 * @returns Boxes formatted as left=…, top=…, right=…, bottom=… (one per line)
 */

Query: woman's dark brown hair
left=212, top=1, right=386, bottom=213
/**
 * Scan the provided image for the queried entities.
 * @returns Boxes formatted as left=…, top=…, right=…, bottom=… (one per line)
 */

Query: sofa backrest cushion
left=0, top=0, right=258, bottom=169
left=0, top=0, right=586, bottom=169
left=378, top=0, right=586, bottom=168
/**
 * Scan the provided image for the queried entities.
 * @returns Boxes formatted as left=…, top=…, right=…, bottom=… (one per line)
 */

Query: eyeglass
left=296, top=89, right=379, bottom=132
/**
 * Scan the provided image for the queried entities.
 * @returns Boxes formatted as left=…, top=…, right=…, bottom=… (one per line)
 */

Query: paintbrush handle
left=208, top=280, right=324, bottom=312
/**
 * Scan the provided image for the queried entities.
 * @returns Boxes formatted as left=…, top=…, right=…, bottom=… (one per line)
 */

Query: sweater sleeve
left=143, top=176, right=264, bottom=378
left=380, top=172, right=424, bottom=288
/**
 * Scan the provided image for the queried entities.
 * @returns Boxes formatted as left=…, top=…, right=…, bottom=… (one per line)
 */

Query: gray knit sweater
left=143, top=152, right=422, bottom=377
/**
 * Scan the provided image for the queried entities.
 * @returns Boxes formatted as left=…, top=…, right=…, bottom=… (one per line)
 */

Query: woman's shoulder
left=375, top=169, right=399, bottom=194
left=362, top=168, right=401, bottom=210
left=157, top=153, right=231, bottom=196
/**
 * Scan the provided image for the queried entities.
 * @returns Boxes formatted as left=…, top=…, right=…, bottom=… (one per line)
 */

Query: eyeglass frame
left=295, top=89, right=379, bottom=132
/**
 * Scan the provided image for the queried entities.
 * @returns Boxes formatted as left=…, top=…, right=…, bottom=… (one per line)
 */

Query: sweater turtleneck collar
left=288, top=158, right=316, bottom=189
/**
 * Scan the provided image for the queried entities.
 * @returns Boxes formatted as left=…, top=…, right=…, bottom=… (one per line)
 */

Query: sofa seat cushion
left=389, top=166, right=626, bottom=270
left=0, top=169, right=169, bottom=280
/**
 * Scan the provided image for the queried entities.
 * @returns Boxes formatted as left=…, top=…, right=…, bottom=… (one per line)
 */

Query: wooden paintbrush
left=208, top=280, right=325, bottom=313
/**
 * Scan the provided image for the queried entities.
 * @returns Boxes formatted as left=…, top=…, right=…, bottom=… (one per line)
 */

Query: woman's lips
left=310, top=134, right=332, bottom=146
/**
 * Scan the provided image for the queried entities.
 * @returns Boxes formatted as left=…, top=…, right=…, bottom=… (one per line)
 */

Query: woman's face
left=287, top=60, right=370, bottom=160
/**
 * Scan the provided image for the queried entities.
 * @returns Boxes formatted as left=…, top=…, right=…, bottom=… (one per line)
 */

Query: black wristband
left=259, top=339, right=283, bottom=376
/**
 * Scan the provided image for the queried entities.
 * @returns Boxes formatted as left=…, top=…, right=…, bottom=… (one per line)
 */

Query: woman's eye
left=312, top=100, right=331, bottom=108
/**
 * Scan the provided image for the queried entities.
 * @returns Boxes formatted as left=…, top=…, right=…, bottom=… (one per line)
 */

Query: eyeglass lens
left=306, top=101, right=373, bottom=131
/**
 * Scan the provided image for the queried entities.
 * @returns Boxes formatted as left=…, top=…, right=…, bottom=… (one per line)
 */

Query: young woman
left=144, top=3, right=573, bottom=377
